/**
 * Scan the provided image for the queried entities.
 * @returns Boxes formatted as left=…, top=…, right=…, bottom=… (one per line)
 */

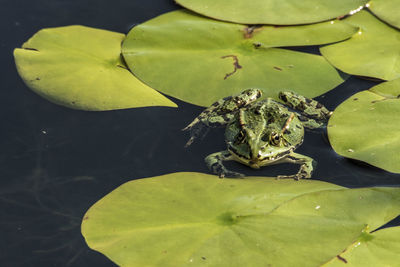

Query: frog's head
left=226, top=110, right=303, bottom=168
left=233, top=89, right=262, bottom=107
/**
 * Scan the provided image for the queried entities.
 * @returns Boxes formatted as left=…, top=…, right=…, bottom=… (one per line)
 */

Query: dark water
left=1, top=1, right=399, bottom=266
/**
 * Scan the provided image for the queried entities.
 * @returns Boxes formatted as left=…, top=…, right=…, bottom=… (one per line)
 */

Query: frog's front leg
left=205, top=150, right=244, bottom=178
left=278, top=91, right=332, bottom=122
left=277, top=152, right=316, bottom=180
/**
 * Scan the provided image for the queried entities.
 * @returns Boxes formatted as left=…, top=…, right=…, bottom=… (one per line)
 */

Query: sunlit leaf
left=321, top=10, right=400, bottom=81
left=328, top=78, right=400, bottom=173
left=368, top=0, right=400, bottom=29
left=324, top=227, right=400, bottom=266
left=175, top=0, right=369, bottom=25
left=14, top=25, right=177, bottom=111
left=122, top=10, right=353, bottom=107
left=81, top=172, right=400, bottom=266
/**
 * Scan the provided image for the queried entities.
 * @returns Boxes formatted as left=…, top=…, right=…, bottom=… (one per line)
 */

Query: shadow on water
left=1, top=1, right=400, bottom=266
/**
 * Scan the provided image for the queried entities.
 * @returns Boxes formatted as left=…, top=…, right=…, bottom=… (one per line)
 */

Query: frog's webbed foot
left=205, top=150, right=245, bottom=178
left=278, top=91, right=332, bottom=126
left=277, top=152, right=316, bottom=180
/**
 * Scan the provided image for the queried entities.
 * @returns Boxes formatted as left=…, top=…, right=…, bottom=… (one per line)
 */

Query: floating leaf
left=14, top=25, right=176, bottom=111
left=321, top=10, right=400, bottom=81
left=175, top=0, right=369, bottom=25
left=324, top=227, right=400, bottom=266
left=81, top=172, right=400, bottom=266
left=122, top=10, right=353, bottom=107
left=328, top=78, right=400, bottom=173
left=368, top=0, right=400, bottom=29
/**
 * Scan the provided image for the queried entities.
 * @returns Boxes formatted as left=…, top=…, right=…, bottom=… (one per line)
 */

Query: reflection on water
left=1, top=0, right=400, bottom=266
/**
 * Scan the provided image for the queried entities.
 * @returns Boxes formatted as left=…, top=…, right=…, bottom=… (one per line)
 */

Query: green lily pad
left=14, top=25, right=176, bottom=111
left=175, top=0, right=369, bottom=25
left=368, top=0, right=400, bottom=29
left=328, top=78, right=400, bottom=173
left=324, top=227, right=400, bottom=266
left=81, top=172, right=400, bottom=266
left=320, top=10, right=400, bottom=81
left=122, top=10, right=354, bottom=107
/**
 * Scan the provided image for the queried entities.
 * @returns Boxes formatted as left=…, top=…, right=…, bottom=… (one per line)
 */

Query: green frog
left=183, top=89, right=332, bottom=180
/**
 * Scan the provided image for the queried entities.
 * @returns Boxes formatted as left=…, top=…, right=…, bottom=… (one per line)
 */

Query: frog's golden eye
left=270, top=132, right=281, bottom=145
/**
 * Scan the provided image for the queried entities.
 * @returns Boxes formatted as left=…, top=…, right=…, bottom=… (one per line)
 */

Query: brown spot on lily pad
left=221, top=55, right=242, bottom=80
left=336, top=255, right=348, bottom=263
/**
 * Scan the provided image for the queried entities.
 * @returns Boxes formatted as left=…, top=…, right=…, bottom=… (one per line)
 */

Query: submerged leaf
left=328, top=78, right=400, bottom=173
left=122, top=10, right=352, bottom=107
left=175, top=0, right=369, bottom=25
left=81, top=172, right=400, bottom=266
left=368, top=0, right=400, bottom=29
left=321, top=10, right=400, bottom=81
left=324, top=227, right=400, bottom=266
left=14, top=25, right=176, bottom=111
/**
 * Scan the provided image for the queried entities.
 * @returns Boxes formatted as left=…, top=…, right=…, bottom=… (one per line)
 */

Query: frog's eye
left=270, top=132, right=281, bottom=145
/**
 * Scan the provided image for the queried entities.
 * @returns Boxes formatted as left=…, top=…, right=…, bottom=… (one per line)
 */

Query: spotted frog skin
left=183, top=89, right=332, bottom=180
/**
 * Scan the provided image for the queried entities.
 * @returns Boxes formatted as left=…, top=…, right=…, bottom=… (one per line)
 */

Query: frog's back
left=244, top=98, right=304, bottom=147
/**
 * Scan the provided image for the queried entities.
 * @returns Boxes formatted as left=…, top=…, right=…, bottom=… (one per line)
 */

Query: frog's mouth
left=228, top=144, right=280, bottom=168
left=248, top=160, right=262, bottom=169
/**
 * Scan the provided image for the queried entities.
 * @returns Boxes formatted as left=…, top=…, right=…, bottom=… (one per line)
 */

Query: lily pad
left=328, top=78, right=400, bottom=173
left=368, top=0, right=400, bottom=29
left=122, top=10, right=354, bottom=107
left=175, top=0, right=369, bottom=25
left=14, top=25, right=176, bottom=111
left=320, top=10, right=400, bottom=81
left=324, top=226, right=400, bottom=266
left=81, top=172, right=400, bottom=266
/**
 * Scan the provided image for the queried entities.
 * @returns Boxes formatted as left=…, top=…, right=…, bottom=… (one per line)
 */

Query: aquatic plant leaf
left=14, top=25, right=176, bottom=111
left=122, top=10, right=353, bottom=107
left=321, top=10, right=400, bottom=81
left=81, top=172, right=400, bottom=266
left=324, top=227, right=400, bottom=266
left=368, top=0, right=400, bottom=29
left=328, top=78, right=400, bottom=173
left=175, top=0, right=369, bottom=25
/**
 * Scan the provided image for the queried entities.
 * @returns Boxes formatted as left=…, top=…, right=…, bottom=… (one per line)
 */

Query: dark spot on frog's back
left=279, top=93, right=287, bottom=102
left=253, top=105, right=262, bottom=115
left=273, top=66, right=282, bottom=71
